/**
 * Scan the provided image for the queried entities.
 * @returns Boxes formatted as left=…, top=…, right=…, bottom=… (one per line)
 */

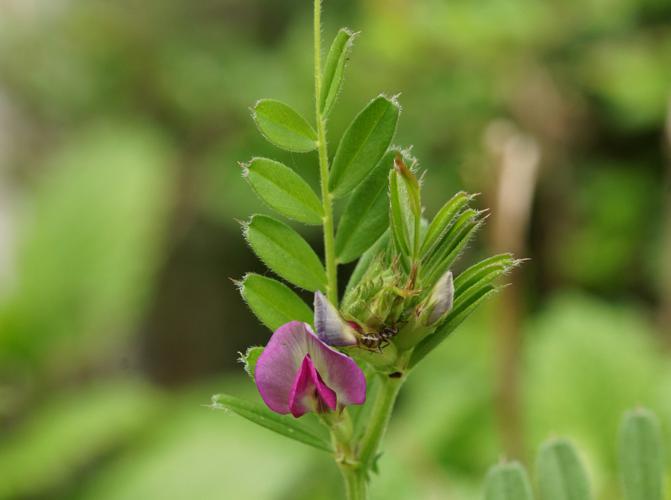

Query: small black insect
left=357, top=326, right=398, bottom=352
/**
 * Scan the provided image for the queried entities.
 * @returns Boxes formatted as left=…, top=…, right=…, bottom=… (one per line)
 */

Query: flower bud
left=314, top=291, right=358, bottom=346
left=420, top=270, right=454, bottom=326
left=392, top=270, right=454, bottom=351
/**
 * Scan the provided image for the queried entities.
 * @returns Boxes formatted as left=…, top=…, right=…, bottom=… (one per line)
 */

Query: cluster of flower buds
left=254, top=263, right=456, bottom=418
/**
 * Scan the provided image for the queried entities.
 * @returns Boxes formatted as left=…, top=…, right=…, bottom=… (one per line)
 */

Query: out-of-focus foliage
left=0, top=126, right=174, bottom=369
left=0, top=381, right=162, bottom=498
left=0, top=0, right=669, bottom=498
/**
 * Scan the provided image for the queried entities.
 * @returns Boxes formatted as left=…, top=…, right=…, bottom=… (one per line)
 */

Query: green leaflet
left=321, top=28, right=356, bottom=117
left=536, top=439, right=592, bottom=500
left=243, top=157, right=323, bottom=225
left=388, top=155, right=421, bottom=261
left=619, top=409, right=664, bottom=500
left=453, top=253, right=516, bottom=293
left=420, top=191, right=472, bottom=258
left=238, top=273, right=313, bottom=331
left=210, top=394, right=332, bottom=452
left=484, top=462, right=534, bottom=500
left=335, top=150, right=397, bottom=263
left=389, top=165, right=410, bottom=257
left=421, top=209, right=483, bottom=287
left=244, top=215, right=326, bottom=291
left=329, top=95, right=400, bottom=198
left=252, top=99, right=317, bottom=153
left=238, top=346, right=264, bottom=380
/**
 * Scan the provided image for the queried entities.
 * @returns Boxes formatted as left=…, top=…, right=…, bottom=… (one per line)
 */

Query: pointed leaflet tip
left=314, top=291, right=358, bottom=346
left=230, top=276, right=244, bottom=289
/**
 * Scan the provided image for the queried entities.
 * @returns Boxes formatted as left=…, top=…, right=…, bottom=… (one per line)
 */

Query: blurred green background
left=0, top=0, right=670, bottom=498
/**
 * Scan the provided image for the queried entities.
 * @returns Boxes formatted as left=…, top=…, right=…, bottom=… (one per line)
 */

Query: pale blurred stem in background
left=485, top=122, right=540, bottom=461
left=660, top=99, right=671, bottom=344
left=313, top=0, right=338, bottom=306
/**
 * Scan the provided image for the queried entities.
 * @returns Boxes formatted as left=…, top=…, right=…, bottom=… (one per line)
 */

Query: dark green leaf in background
left=252, top=99, right=318, bottom=153
left=243, top=157, right=323, bottom=225
left=329, top=95, right=400, bottom=198
left=244, top=215, right=326, bottom=291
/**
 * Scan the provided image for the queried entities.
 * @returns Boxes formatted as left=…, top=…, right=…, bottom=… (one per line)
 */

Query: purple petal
left=314, top=291, right=358, bottom=346
left=288, top=354, right=337, bottom=417
left=255, top=321, right=366, bottom=415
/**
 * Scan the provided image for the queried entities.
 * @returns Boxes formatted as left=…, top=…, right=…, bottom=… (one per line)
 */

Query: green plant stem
left=313, top=0, right=338, bottom=305
left=338, top=465, right=367, bottom=500
left=322, top=410, right=367, bottom=499
left=357, top=372, right=405, bottom=470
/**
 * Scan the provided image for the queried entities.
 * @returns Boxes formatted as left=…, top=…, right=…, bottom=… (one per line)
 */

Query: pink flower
left=255, top=321, right=366, bottom=418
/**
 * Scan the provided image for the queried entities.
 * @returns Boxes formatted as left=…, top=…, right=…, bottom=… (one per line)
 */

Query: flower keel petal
left=288, top=354, right=337, bottom=417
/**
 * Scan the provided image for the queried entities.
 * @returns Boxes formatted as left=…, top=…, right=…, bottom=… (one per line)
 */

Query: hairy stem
left=313, top=0, right=338, bottom=305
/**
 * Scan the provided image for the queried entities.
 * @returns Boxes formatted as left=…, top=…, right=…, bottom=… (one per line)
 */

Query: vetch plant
left=211, top=2, right=518, bottom=498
